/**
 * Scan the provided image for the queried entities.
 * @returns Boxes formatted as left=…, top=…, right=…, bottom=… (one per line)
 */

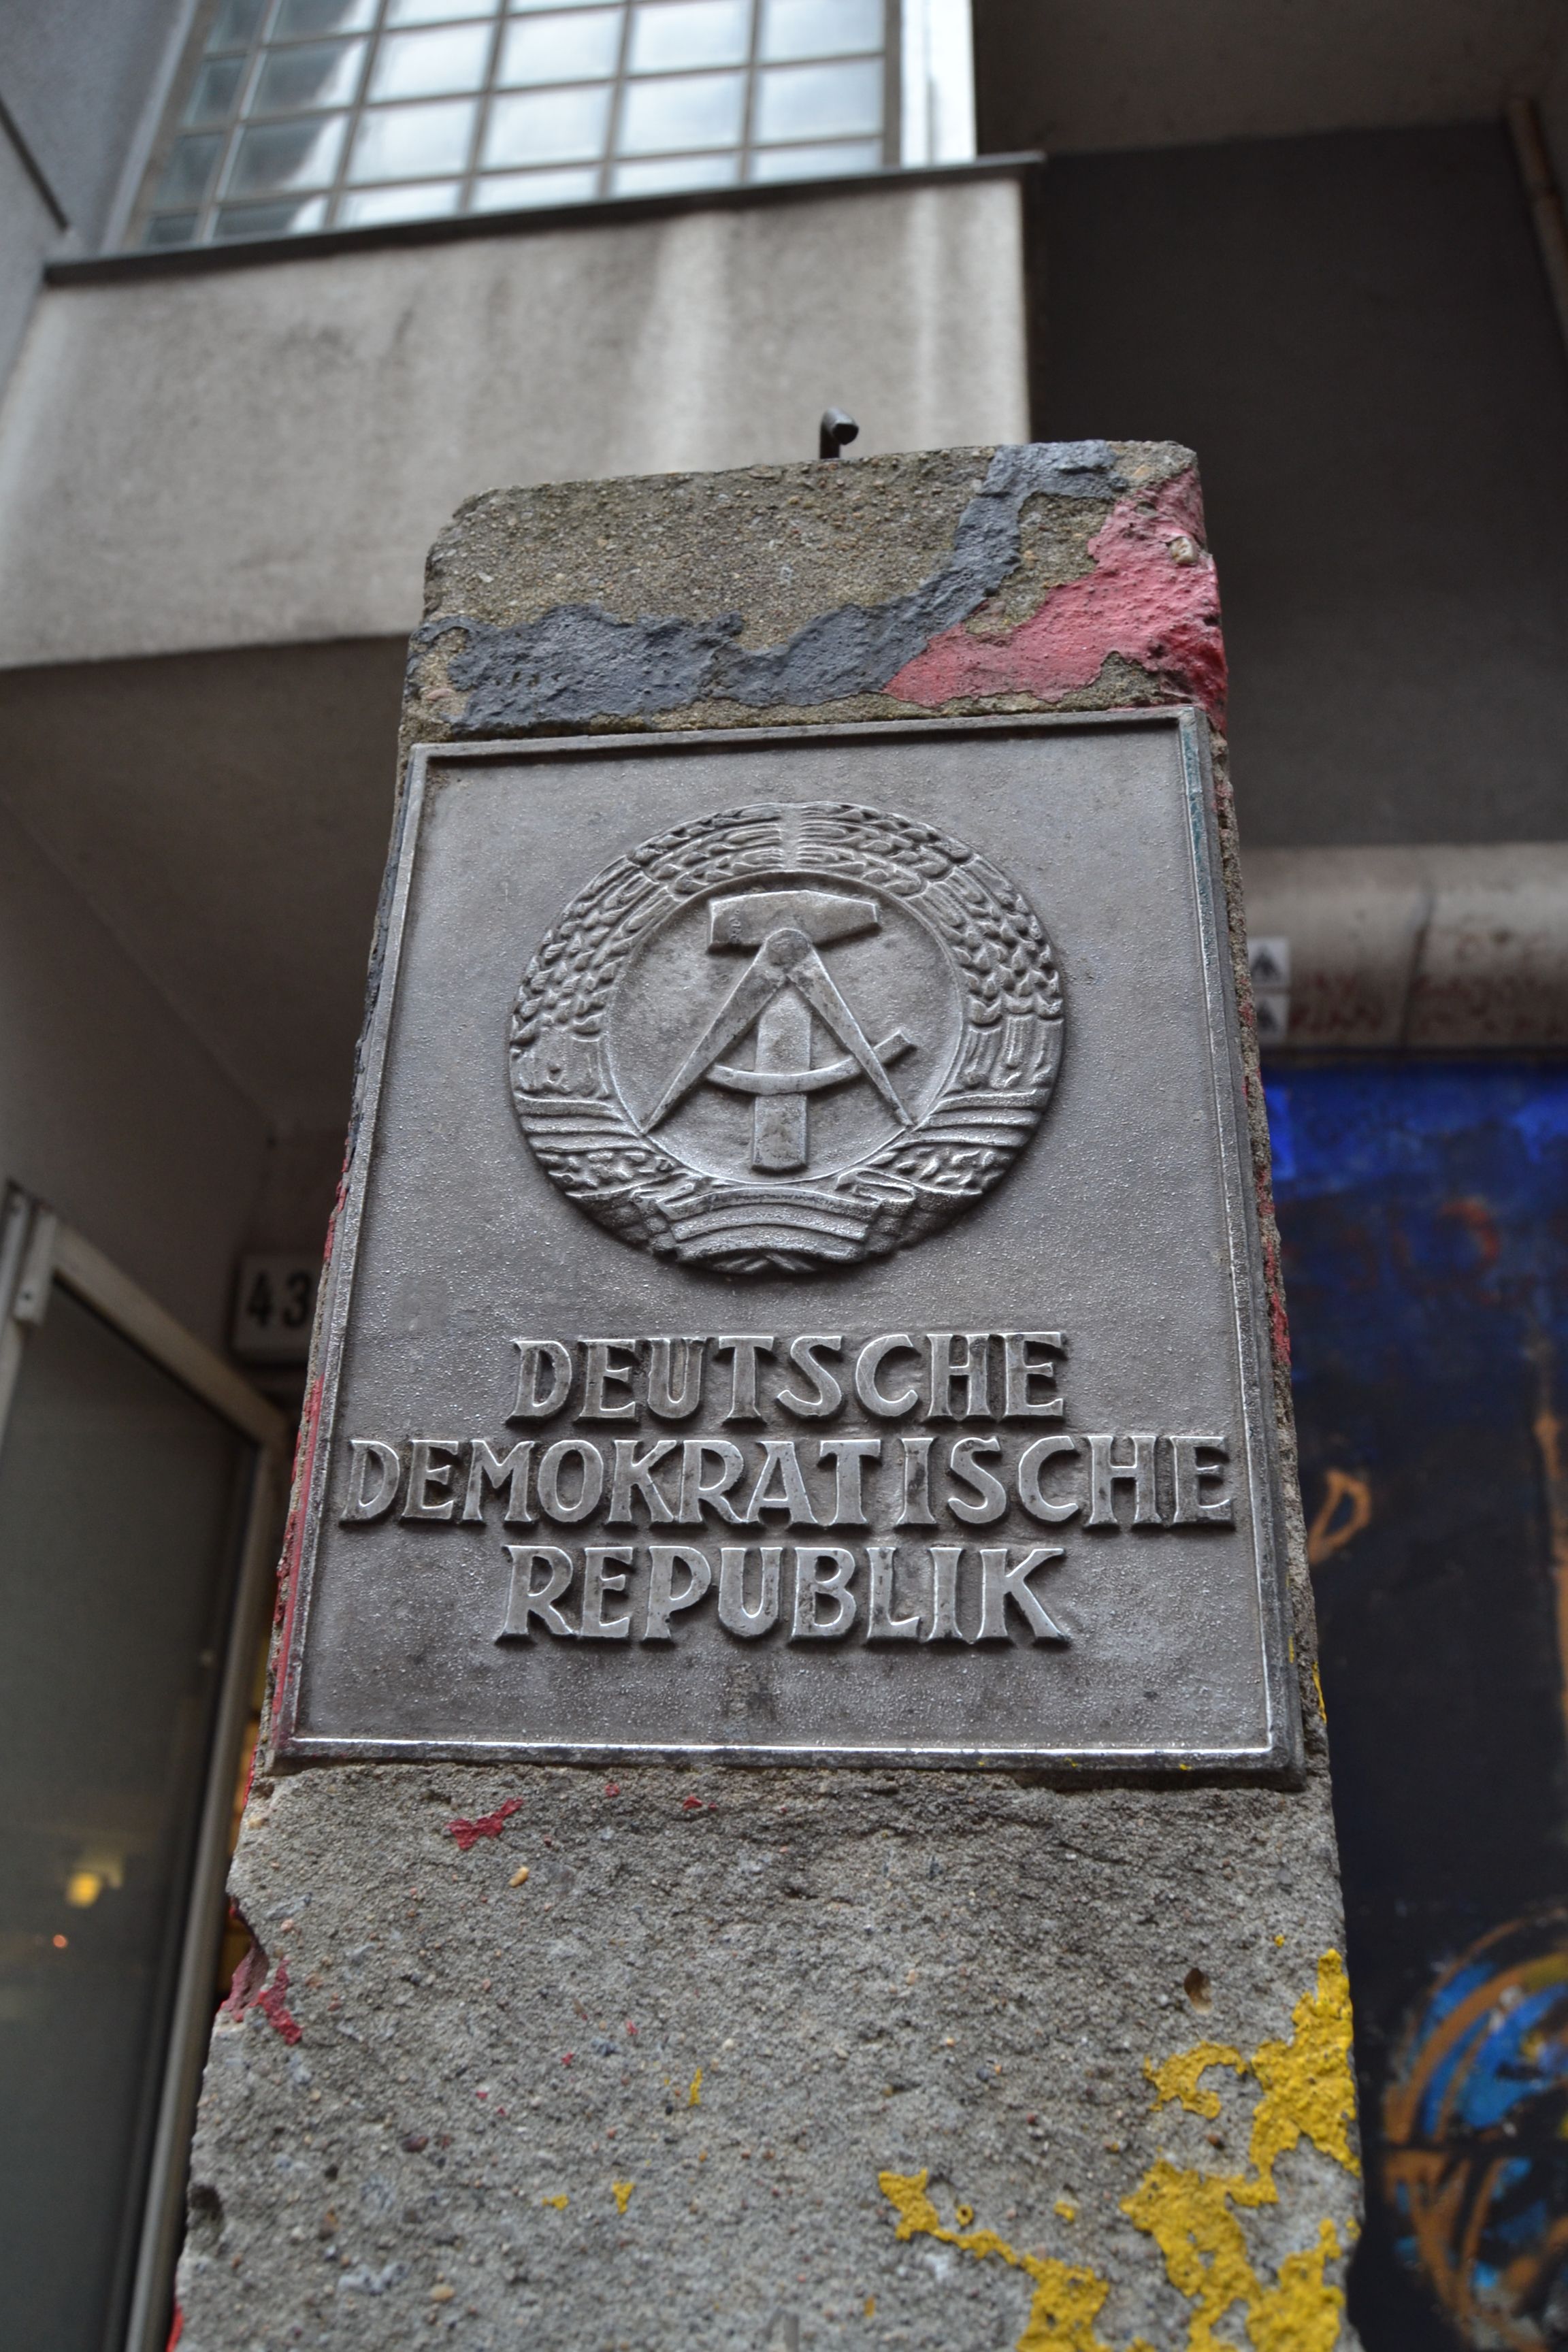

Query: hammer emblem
left=643, top=889, right=915, bottom=1173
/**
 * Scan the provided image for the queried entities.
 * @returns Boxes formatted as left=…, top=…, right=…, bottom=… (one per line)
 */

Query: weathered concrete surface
left=0, top=172, right=1028, bottom=668
left=184, top=1769, right=1354, bottom=2351
left=404, top=440, right=1225, bottom=749
left=180, top=444, right=1361, bottom=2351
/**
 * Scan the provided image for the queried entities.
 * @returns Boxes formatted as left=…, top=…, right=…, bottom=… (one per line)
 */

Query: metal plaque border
left=273, top=709, right=1302, bottom=1778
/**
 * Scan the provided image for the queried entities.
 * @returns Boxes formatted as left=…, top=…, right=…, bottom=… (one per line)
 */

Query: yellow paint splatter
left=879, top=2170, right=1143, bottom=2352
left=612, top=2180, right=634, bottom=2213
left=864, top=2294, right=876, bottom=2317
left=1054, top=2200, right=1077, bottom=2223
left=1126, top=1951, right=1357, bottom=2352
left=687, top=2068, right=702, bottom=2106
left=542, top=2193, right=568, bottom=2210
left=879, top=1952, right=1360, bottom=2352
left=1312, top=1663, right=1327, bottom=1725
left=1247, top=1950, right=1358, bottom=2184
left=1145, top=2042, right=1243, bottom=2121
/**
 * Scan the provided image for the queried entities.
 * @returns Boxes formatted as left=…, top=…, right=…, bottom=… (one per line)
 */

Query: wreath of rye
left=508, top=800, right=1065, bottom=1275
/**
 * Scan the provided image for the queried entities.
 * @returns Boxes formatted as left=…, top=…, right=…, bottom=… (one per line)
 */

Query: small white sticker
left=1248, top=935, right=1290, bottom=990
left=1249, top=936, right=1290, bottom=1045
left=231, top=1254, right=320, bottom=1362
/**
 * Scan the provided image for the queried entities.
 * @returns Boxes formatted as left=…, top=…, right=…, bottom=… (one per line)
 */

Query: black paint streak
left=412, top=442, right=1127, bottom=732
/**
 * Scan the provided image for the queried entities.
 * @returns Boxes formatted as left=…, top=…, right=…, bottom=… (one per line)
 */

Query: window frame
left=122, top=0, right=970, bottom=251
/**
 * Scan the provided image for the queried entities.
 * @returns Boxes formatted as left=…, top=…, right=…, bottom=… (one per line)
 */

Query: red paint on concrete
left=220, top=1942, right=267, bottom=2021
left=447, top=1797, right=521, bottom=1851
left=270, top=1369, right=324, bottom=1706
left=220, top=1943, right=302, bottom=2043
left=165, top=2309, right=184, bottom=2351
left=255, top=1957, right=303, bottom=2045
left=887, top=470, right=1226, bottom=724
left=1262, top=1211, right=1292, bottom=1371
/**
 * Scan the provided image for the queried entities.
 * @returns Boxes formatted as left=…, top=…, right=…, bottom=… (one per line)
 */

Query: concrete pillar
left=178, top=444, right=1361, bottom=2352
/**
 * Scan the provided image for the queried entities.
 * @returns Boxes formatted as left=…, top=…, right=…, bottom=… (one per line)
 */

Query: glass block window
left=133, top=0, right=904, bottom=248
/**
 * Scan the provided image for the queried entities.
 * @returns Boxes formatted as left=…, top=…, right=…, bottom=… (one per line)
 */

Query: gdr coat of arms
left=509, top=800, right=1064, bottom=1275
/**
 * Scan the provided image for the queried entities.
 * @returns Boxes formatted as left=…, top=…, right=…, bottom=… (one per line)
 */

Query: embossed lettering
left=581, top=1339, right=639, bottom=1420
left=1001, top=1332, right=1066, bottom=1419
left=789, top=1546, right=858, bottom=1639
left=717, top=1544, right=781, bottom=1637
left=854, top=1333, right=921, bottom=1418
left=928, top=1332, right=991, bottom=1420
left=817, top=1437, right=881, bottom=1526
left=1017, top=1433, right=1081, bottom=1523
left=507, top=1339, right=572, bottom=1422
left=606, top=1437, right=679, bottom=1525
left=495, top=1544, right=574, bottom=1640
left=866, top=1543, right=920, bottom=1641
left=924, top=1545, right=964, bottom=1642
left=945, top=1435, right=1009, bottom=1525
left=1085, top=1433, right=1160, bottom=1528
left=579, top=1545, right=634, bottom=1639
left=893, top=1434, right=936, bottom=1526
left=713, top=1334, right=777, bottom=1422
left=646, top=1337, right=705, bottom=1420
left=975, top=1544, right=1068, bottom=1642
left=340, top=1438, right=401, bottom=1522
left=402, top=1439, right=461, bottom=1522
left=643, top=1545, right=714, bottom=1642
left=677, top=1439, right=747, bottom=1525
left=1169, top=1435, right=1235, bottom=1525
left=535, top=1438, right=606, bottom=1523
left=742, top=1439, right=819, bottom=1525
left=461, top=1438, right=534, bottom=1525
left=774, top=1334, right=844, bottom=1418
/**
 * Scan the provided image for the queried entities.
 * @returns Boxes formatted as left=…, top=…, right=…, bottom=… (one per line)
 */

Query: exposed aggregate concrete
left=183, top=1766, right=1353, bottom=2351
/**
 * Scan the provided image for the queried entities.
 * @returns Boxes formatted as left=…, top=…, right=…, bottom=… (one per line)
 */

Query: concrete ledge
left=46, top=154, right=1042, bottom=286
left=1244, top=843, right=1568, bottom=1051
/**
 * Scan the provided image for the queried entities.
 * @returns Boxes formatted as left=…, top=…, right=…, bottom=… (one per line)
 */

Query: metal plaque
left=276, top=714, right=1299, bottom=1773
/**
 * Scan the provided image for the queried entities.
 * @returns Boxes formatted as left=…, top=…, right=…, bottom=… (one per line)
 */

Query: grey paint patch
left=414, top=442, right=1128, bottom=731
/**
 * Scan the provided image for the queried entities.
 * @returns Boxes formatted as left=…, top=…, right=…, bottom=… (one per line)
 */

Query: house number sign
left=275, top=716, right=1298, bottom=1773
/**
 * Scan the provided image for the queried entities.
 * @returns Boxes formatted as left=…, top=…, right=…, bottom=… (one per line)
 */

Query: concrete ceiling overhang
left=0, top=639, right=403, bottom=1132
left=974, top=0, right=1568, bottom=165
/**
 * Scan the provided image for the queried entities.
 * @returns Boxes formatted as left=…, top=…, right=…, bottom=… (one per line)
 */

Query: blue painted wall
left=1268, top=1063, right=1568, bottom=2350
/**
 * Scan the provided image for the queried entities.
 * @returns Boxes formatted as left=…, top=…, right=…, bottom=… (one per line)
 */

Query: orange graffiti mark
left=1439, top=1196, right=1501, bottom=1271
left=1526, top=1321, right=1568, bottom=1746
left=1306, top=1471, right=1372, bottom=1569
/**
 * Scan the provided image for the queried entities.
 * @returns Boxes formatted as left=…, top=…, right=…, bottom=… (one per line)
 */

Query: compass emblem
left=645, top=888, right=917, bottom=1173
left=509, top=801, right=1064, bottom=1275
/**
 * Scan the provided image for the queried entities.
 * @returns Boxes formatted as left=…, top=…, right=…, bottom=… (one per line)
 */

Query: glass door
left=0, top=1190, right=286, bottom=2352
